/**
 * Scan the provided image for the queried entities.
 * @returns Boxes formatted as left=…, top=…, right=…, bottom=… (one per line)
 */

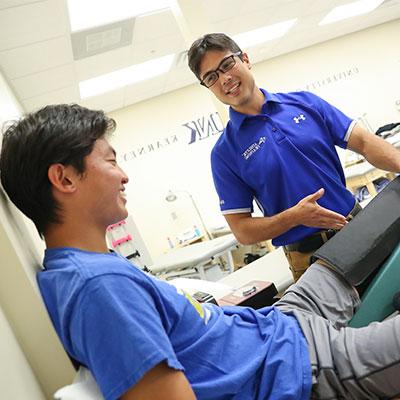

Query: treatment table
left=148, top=233, right=238, bottom=280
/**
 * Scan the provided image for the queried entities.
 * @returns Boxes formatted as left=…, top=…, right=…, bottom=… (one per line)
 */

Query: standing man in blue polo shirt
left=188, top=33, right=400, bottom=281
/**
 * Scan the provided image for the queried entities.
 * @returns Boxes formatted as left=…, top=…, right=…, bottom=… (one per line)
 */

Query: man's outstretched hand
left=292, top=188, right=347, bottom=230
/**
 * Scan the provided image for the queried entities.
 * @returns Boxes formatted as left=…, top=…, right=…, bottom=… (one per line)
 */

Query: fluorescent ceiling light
left=68, top=0, right=170, bottom=32
left=233, top=18, right=298, bottom=49
left=79, top=54, right=175, bottom=99
left=319, top=0, right=385, bottom=25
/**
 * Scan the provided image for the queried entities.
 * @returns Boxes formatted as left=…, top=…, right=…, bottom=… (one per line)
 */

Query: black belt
left=283, top=202, right=362, bottom=254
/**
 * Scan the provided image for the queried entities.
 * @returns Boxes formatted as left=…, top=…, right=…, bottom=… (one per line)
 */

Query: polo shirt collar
left=228, top=88, right=282, bottom=130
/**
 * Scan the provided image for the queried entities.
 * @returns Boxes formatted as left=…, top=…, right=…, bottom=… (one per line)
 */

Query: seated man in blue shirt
left=187, top=33, right=400, bottom=281
left=1, top=104, right=400, bottom=400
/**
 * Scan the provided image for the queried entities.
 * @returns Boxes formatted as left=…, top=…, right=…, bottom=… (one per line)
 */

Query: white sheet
left=54, top=367, right=103, bottom=400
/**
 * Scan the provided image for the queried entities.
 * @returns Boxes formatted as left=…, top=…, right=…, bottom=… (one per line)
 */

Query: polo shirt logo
left=293, top=114, right=306, bottom=124
left=242, top=136, right=267, bottom=160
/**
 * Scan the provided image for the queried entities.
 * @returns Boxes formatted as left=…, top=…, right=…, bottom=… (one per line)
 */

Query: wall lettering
left=299, top=67, right=360, bottom=91
left=121, top=135, right=179, bottom=162
left=120, top=112, right=224, bottom=163
left=185, top=112, right=224, bottom=144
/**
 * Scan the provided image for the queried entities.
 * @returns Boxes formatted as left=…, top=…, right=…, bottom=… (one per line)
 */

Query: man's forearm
left=362, top=135, right=400, bottom=172
left=348, top=124, right=400, bottom=172
left=225, top=208, right=298, bottom=245
left=225, top=189, right=348, bottom=245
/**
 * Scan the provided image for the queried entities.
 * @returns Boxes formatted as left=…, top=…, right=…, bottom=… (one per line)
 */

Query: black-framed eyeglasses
left=200, top=51, right=242, bottom=88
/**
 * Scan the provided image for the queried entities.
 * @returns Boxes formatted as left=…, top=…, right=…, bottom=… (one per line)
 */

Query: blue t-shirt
left=211, top=89, right=356, bottom=246
left=38, top=248, right=311, bottom=400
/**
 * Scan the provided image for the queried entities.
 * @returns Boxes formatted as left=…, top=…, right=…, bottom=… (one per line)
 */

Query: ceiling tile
left=0, top=36, right=73, bottom=79
left=123, top=75, right=168, bottom=105
left=21, top=85, right=80, bottom=112
left=130, top=34, right=185, bottom=64
left=75, top=46, right=131, bottom=81
left=0, top=0, right=42, bottom=11
left=99, top=101, right=126, bottom=113
left=163, top=76, right=197, bottom=93
left=80, top=88, right=125, bottom=112
left=11, top=63, right=76, bottom=100
left=208, top=19, right=232, bottom=35
left=227, top=11, right=287, bottom=37
left=123, top=89, right=165, bottom=108
left=0, top=0, right=69, bottom=51
left=236, top=0, right=298, bottom=15
left=133, top=9, right=183, bottom=43
left=164, top=65, right=196, bottom=92
left=204, top=0, right=244, bottom=24
left=245, top=41, right=276, bottom=63
left=360, top=4, right=400, bottom=25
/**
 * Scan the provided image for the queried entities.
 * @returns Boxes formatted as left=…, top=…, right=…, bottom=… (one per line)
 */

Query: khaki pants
left=283, top=248, right=315, bottom=282
left=283, top=202, right=363, bottom=282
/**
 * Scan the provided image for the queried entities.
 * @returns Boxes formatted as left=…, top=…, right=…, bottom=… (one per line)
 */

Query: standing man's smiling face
left=198, top=50, right=258, bottom=114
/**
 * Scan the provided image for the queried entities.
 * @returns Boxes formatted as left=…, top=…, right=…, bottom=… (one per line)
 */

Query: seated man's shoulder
left=43, top=248, right=138, bottom=282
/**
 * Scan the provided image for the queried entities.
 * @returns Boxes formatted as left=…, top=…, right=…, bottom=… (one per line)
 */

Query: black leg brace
left=311, top=176, right=400, bottom=286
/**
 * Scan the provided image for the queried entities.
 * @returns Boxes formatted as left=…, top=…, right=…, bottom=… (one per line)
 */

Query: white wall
left=0, top=304, right=45, bottom=400
left=0, top=193, right=75, bottom=399
left=110, top=19, right=400, bottom=258
left=0, top=73, right=75, bottom=399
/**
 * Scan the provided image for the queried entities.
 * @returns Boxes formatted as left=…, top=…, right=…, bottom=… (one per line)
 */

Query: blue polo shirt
left=211, top=89, right=356, bottom=246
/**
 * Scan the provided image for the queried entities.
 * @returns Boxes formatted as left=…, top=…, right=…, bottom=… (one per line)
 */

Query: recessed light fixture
left=67, top=0, right=170, bottom=32
left=79, top=54, right=175, bottom=99
left=319, top=0, right=385, bottom=25
left=233, top=18, right=298, bottom=49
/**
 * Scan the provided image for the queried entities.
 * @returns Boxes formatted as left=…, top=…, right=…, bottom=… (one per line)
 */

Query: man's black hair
left=188, top=33, right=243, bottom=79
left=0, top=104, right=116, bottom=237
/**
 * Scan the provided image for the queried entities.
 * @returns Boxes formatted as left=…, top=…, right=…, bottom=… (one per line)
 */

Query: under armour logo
left=293, top=114, right=306, bottom=124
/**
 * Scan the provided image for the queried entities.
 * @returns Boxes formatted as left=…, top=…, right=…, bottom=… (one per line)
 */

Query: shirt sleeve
left=302, top=91, right=355, bottom=149
left=211, top=146, right=254, bottom=214
left=69, top=275, right=183, bottom=400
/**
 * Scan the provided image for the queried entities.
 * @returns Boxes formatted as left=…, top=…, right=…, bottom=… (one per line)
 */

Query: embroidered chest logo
left=242, top=136, right=266, bottom=160
left=293, top=114, right=306, bottom=124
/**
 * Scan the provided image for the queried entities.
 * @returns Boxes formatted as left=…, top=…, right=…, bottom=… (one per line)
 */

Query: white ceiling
left=0, top=0, right=399, bottom=114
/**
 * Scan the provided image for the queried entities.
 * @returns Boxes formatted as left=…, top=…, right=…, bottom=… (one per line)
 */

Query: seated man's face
left=76, top=138, right=129, bottom=228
